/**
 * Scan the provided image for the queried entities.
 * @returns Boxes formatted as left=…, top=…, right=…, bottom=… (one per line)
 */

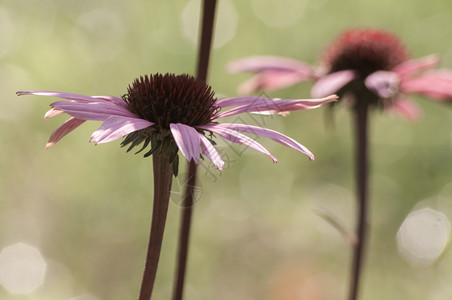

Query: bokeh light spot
left=397, top=208, right=450, bottom=266
left=0, top=7, right=15, bottom=58
left=72, top=9, right=125, bottom=62
left=181, top=0, right=238, bottom=49
left=0, top=242, right=47, bottom=294
left=251, top=0, right=306, bottom=28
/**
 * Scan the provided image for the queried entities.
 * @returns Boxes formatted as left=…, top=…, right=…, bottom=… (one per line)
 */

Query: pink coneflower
left=228, top=28, right=452, bottom=119
left=229, top=28, right=452, bottom=300
left=17, top=73, right=336, bottom=173
left=18, top=73, right=336, bottom=300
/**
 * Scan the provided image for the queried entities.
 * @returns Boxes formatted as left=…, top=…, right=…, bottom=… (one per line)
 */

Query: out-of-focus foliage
left=1, top=0, right=452, bottom=299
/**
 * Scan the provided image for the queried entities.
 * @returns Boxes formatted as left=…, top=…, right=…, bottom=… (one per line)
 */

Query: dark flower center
left=121, top=73, right=218, bottom=174
left=124, top=73, right=218, bottom=129
left=321, top=29, right=409, bottom=78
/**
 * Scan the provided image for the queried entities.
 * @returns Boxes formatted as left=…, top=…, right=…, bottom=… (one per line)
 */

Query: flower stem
left=172, top=1, right=217, bottom=300
left=195, top=0, right=217, bottom=82
left=139, top=152, right=174, bottom=300
left=172, top=161, right=197, bottom=300
left=348, top=101, right=370, bottom=300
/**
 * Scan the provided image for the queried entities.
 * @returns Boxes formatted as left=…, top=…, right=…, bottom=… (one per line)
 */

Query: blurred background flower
left=1, top=0, right=452, bottom=299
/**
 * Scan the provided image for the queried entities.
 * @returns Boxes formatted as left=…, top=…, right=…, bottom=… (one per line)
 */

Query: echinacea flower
left=229, top=28, right=452, bottom=300
left=18, top=73, right=336, bottom=175
left=228, top=28, right=452, bottom=119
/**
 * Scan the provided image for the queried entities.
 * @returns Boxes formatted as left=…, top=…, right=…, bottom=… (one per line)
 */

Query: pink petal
left=236, top=70, right=312, bottom=95
left=203, top=123, right=314, bottom=161
left=17, top=91, right=106, bottom=102
left=227, top=56, right=313, bottom=74
left=400, top=70, right=452, bottom=100
left=198, top=124, right=277, bottom=163
left=393, top=54, right=439, bottom=79
left=91, top=95, right=126, bottom=105
left=311, top=70, right=357, bottom=98
left=390, top=97, right=423, bottom=121
left=170, top=123, right=201, bottom=164
left=46, top=117, right=86, bottom=148
left=90, top=116, right=153, bottom=144
left=51, top=100, right=137, bottom=121
left=44, top=108, right=64, bottom=119
left=217, top=95, right=336, bottom=108
left=216, top=95, right=337, bottom=118
left=216, top=96, right=269, bottom=108
left=199, top=133, right=224, bottom=170
left=365, top=71, right=400, bottom=98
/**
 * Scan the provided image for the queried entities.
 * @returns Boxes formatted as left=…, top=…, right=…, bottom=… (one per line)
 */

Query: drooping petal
left=50, top=100, right=137, bottom=121
left=170, top=123, right=201, bottom=164
left=227, top=56, right=313, bottom=74
left=390, top=97, right=423, bottom=121
left=216, top=95, right=337, bottom=118
left=400, top=70, right=452, bottom=100
left=365, top=71, right=400, bottom=98
left=311, top=70, right=357, bottom=98
left=90, top=116, right=154, bottom=144
left=199, top=133, right=224, bottom=170
left=393, top=54, right=439, bottom=79
left=46, top=117, right=86, bottom=148
left=17, top=91, right=107, bottom=103
left=203, top=123, right=314, bottom=161
left=44, top=108, right=64, bottom=119
left=198, top=124, right=277, bottom=163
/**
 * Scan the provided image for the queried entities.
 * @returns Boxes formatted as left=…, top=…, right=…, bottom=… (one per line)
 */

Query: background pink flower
left=228, top=28, right=452, bottom=120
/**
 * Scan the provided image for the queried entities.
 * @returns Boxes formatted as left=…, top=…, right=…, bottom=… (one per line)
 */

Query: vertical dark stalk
left=172, top=160, right=198, bottom=300
left=348, top=101, right=370, bottom=300
left=139, top=152, right=174, bottom=300
left=172, top=1, right=217, bottom=300
left=195, top=0, right=217, bottom=82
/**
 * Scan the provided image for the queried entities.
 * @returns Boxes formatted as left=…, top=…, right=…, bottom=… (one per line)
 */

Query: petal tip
left=328, top=94, right=339, bottom=101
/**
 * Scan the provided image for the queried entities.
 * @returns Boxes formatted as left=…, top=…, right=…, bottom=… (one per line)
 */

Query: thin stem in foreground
left=172, top=161, right=198, bottom=300
left=139, top=152, right=174, bottom=300
left=348, top=102, right=370, bottom=300
left=172, top=1, right=217, bottom=299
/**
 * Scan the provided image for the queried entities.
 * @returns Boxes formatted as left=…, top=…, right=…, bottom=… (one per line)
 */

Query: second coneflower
left=18, top=73, right=336, bottom=299
left=228, top=28, right=452, bottom=118
left=229, top=28, right=452, bottom=300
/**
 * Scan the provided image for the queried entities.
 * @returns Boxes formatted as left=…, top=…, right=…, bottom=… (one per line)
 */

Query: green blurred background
left=1, top=0, right=452, bottom=299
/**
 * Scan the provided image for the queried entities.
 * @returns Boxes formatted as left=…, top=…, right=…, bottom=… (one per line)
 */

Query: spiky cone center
left=322, top=29, right=409, bottom=77
left=121, top=73, right=218, bottom=175
left=125, top=73, right=218, bottom=128
left=320, top=29, right=410, bottom=107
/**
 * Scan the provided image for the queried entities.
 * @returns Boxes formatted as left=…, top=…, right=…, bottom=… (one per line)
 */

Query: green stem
left=139, top=152, right=173, bottom=300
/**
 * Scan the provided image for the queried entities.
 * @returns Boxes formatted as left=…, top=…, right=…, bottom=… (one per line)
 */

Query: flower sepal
left=121, top=127, right=180, bottom=176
